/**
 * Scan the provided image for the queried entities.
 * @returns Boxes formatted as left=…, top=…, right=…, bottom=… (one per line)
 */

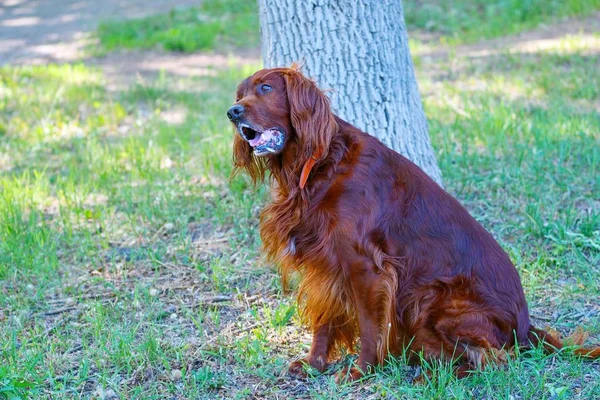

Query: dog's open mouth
left=237, top=123, right=284, bottom=156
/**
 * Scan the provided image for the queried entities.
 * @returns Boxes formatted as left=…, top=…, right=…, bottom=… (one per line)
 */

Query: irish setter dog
left=227, top=65, right=600, bottom=381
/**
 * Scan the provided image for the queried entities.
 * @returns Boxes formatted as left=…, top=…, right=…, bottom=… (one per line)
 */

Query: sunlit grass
left=1, top=9, right=600, bottom=400
left=508, top=33, right=600, bottom=55
left=405, top=0, right=600, bottom=44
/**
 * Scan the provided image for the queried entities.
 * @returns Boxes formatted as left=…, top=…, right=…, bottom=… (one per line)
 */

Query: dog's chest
left=285, top=236, right=297, bottom=257
left=263, top=188, right=337, bottom=263
left=266, top=216, right=321, bottom=262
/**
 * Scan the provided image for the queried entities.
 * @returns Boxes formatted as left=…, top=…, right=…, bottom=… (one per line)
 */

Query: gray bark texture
left=257, top=0, right=443, bottom=185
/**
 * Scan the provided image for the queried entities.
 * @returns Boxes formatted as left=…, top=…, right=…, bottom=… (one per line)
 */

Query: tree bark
left=257, top=0, right=443, bottom=185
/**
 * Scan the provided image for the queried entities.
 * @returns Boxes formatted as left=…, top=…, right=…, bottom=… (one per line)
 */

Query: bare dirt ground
left=2, top=0, right=597, bottom=88
left=0, top=0, right=199, bottom=64
left=413, top=11, right=600, bottom=60
left=0, top=0, right=261, bottom=88
left=95, top=48, right=262, bottom=90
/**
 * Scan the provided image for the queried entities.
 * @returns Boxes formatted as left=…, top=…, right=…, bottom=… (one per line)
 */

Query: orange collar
left=299, top=151, right=321, bottom=189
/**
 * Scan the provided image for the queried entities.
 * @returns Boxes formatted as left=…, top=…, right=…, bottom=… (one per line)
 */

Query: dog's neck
left=268, top=116, right=358, bottom=194
left=267, top=147, right=325, bottom=196
left=299, top=151, right=322, bottom=189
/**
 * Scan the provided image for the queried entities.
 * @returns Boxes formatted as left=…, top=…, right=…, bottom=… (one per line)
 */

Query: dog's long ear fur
left=283, top=66, right=338, bottom=162
left=232, top=133, right=267, bottom=186
left=231, top=66, right=337, bottom=187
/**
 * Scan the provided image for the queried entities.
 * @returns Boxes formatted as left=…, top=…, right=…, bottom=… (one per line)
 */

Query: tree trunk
left=257, top=0, right=443, bottom=186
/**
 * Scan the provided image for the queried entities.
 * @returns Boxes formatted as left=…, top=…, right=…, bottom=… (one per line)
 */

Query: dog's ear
left=232, top=131, right=267, bottom=186
left=283, top=68, right=337, bottom=161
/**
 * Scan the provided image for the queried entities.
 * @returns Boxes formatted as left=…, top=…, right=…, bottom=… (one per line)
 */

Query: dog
left=227, top=65, right=600, bottom=381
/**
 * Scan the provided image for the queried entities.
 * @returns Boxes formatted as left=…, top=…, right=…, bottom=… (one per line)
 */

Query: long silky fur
left=233, top=66, right=357, bottom=358
left=231, top=65, right=600, bottom=376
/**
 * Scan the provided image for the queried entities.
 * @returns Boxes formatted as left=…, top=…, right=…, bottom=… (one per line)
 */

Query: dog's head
left=228, top=64, right=337, bottom=185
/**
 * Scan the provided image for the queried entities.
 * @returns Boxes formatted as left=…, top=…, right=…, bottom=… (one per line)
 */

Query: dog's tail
left=528, top=325, right=600, bottom=358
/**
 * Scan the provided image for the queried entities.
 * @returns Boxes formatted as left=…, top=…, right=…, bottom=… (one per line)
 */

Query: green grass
left=96, top=0, right=259, bottom=53
left=94, top=0, right=600, bottom=54
left=2, top=5, right=600, bottom=400
left=405, top=0, right=600, bottom=44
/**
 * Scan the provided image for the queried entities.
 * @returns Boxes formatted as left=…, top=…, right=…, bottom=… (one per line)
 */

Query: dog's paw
left=335, top=366, right=365, bottom=384
left=288, top=356, right=330, bottom=379
left=288, top=359, right=310, bottom=379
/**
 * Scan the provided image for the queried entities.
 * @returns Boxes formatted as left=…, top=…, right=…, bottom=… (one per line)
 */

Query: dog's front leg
left=288, top=323, right=332, bottom=378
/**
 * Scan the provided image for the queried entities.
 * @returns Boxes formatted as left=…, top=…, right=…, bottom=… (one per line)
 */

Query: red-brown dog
left=227, top=65, right=600, bottom=381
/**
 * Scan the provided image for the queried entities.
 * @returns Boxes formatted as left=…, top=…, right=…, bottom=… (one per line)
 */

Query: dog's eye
left=260, top=84, right=272, bottom=93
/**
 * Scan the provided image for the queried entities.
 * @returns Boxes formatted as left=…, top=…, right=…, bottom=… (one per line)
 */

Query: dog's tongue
left=249, top=129, right=274, bottom=147
left=249, top=136, right=262, bottom=147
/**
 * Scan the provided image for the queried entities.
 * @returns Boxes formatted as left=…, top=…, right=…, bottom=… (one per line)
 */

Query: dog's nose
left=227, top=104, right=245, bottom=121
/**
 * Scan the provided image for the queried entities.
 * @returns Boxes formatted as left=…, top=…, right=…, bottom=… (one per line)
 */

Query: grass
left=405, top=0, right=600, bottom=44
left=94, top=0, right=600, bottom=54
left=95, top=0, right=259, bottom=53
left=2, top=2, right=600, bottom=400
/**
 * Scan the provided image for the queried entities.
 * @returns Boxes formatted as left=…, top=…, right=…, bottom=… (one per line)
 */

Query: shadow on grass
left=1, top=42, right=599, bottom=397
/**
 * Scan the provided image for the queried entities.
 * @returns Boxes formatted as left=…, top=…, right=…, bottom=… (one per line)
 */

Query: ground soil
left=2, top=0, right=597, bottom=88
